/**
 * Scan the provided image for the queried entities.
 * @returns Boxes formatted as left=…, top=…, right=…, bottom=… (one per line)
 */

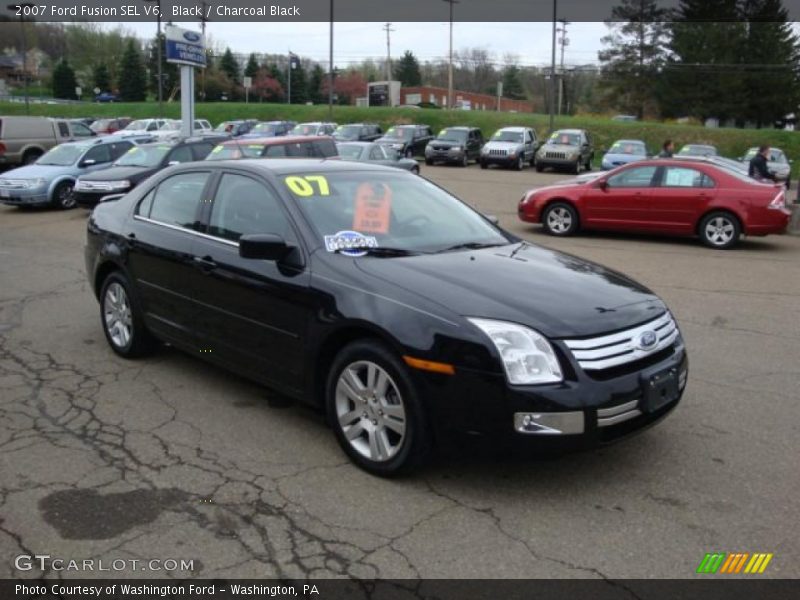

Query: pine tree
left=502, top=65, right=525, bottom=100
left=289, top=61, right=308, bottom=104
left=244, top=53, right=259, bottom=79
left=598, top=0, right=670, bottom=119
left=394, top=50, right=422, bottom=87
left=52, top=59, right=77, bottom=100
left=308, top=64, right=325, bottom=104
left=93, top=63, right=111, bottom=93
left=117, top=39, right=147, bottom=101
left=219, top=48, right=241, bottom=85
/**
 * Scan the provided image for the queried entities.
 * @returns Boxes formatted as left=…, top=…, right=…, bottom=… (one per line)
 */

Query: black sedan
left=74, top=137, right=226, bottom=207
left=85, top=160, right=688, bottom=475
left=336, top=142, right=420, bottom=174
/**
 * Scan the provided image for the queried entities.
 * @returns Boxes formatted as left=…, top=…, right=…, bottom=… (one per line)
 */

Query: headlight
left=109, top=180, right=131, bottom=190
left=468, top=318, right=563, bottom=385
left=30, top=178, right=47, bottom=188
left=392, top=143, right=403, bottom=149
left=451, top=146, right=462, bottom=152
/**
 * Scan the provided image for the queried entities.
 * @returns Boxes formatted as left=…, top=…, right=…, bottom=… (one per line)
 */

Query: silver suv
left=480, top=127, right=539, bottom=170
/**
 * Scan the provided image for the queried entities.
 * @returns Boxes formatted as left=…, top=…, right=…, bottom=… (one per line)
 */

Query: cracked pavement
left=0, top=167, right=798, bottom=581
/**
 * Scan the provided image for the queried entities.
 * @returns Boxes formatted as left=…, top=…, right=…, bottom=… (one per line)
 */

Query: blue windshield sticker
left=324, top=230, right=379, bottom=257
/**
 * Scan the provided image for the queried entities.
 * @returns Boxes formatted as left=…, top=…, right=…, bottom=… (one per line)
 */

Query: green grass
left=3, top=101, right=798, bottom=173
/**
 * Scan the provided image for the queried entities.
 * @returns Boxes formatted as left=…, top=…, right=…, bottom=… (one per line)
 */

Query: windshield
left=609, top=141, right=646, bottom=156
left=158, top=122, right=181, bottom=131
left=491, top=130, right=523, bottom=143
left=334, top=125, right=361, bottom=139
left=383, top=127, right=414, bottom=141
left=205, top=143, right=265, bottom=161
left=251, top=123, right=279, bottom=135
left=124, top=120, right=150, bottom=131
left=115, top=145, right=170, bottom=167
left=282, top=171, right=508, bottom=254
left=291, top=124, right=320, bottom=135
left=336, top=144, right=364, bottom=160
left=37, top=143, right=91, bottom=166
left=436, top=129, right=468, bottom=143
left=547, top=132, right=580, bottom=146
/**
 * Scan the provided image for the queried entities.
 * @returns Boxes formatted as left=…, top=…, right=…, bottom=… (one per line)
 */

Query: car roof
left=497, top=126, right=528, bottom=132
left=210, top=158, right=398, bottom=176
left=336, top=141, right=373, bottom=147
left=553, top=128, right=584, bottom=134
left=218, top=134, right=326, bottom=146
left=440, top=126, right=474, bottom=131
left=682, top=144, right=716, bottom=148
left=611, top=139, right=646, bottom=144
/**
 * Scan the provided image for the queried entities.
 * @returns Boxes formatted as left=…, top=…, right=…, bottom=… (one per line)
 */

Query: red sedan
left=518, top=159, right=791, bottom=249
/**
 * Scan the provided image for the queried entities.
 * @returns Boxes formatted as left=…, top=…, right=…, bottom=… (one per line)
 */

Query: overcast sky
left=112, top=21, right=608, bottom=67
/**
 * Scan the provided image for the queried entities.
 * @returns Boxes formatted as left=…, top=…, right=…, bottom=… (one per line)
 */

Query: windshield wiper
left=334, top=246, right=420, bottom=257
left=439, top=242, right=506, bottom=253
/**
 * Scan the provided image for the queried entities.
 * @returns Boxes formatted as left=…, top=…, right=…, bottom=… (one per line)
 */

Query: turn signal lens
left=403, top=356, right=455, bottom=375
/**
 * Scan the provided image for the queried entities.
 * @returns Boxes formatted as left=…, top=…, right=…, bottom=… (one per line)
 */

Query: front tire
left=699, top=211, right=741, bottom=249
left=405, top=148, right=414, bottom=159
left=461, top=154, right=469, bottom=167
left=536, top=163, right=544, bottom=173
left=51, top=180, right=75, bottom=210
left=326, top=340, right=431, bottom=476
left=99, top=272, right=158, bottom=358
left=480, top=160, right=488, bottom=170
left=571, top=160, right=581, bottom=175
left=542, top=201, right=579, bottom=237
left=515, top=155, right=524, bottom=171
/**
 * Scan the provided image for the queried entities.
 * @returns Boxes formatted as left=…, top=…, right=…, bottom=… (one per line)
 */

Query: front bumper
left=0, top=187, right=50, bottom=206
left=481, top=153, right=519, bottom=166
left=74, top=190, right=111, bottom=208
left=413, top=337, right=687, bottom=449
left=537, top=157, right=581, bottom=170
left=427, top=149, right=465, bottom=163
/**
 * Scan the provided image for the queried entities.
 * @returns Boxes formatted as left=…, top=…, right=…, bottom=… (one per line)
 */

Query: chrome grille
left=488, top=149, right=508, bottom=156
left=562, top=312, right=679, bottom=371
left=76, top=181, right=112, bottom=191
left=545, top=151, right=568, bottom=160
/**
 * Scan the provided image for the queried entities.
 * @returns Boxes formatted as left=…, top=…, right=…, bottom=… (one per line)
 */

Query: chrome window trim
left=133, top=215, right=239, bottom=248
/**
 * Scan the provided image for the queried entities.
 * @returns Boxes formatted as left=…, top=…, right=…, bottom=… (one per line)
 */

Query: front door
left=189, top=171, right=312, bottom=395
left=582, top=165, right=658, bottom=230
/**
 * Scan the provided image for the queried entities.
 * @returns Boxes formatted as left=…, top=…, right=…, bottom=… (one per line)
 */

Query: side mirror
left=483, top=214, right=500, bottom=225
left=596, top=179, right=608, bottom=191
left=167, top=160, right=181, bottom=166
left=239, top=233, right=293, bottom=261
left=80, top=159, right=96, bottom=167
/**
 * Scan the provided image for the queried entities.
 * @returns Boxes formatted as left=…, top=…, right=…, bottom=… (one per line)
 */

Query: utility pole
left=549, top=0, right=557, bottom=131
left=8, top=3, right=35, bottom=114
left=557, top=19, right=569, bottom=116
left=382, top=22, right=394, bottom=81
left=328, top=0, right=334, bottom=121
left=142, top=0, right=162, bottom=117
left=197, top=0, right=209, bottom=101
left=442, top=0, right=458, bottom=109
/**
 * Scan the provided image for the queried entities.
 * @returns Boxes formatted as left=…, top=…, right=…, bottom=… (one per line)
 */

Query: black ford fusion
left=85, top=159, right=688, bottom=475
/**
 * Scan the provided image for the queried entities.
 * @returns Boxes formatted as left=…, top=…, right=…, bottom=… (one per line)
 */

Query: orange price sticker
left=352, top=182, right=392, bottom=234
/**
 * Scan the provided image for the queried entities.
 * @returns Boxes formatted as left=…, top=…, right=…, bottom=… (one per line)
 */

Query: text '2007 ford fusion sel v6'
left=85, top=159, right=688, bottom=475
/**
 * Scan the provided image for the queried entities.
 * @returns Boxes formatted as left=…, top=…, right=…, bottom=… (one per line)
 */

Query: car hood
left=0, top=164, right=75, bottom=179
left=428, top=139, right=463, bottom=148
left=484, top=141, right=522, bottom=151
left=376, top=137, right=407, bottom=146
left=540, top=144, right=580, bottom=153
left=355, top=243, right=665, bottom=338
left=603, top=153, right=646, bottom=164
left=78, top=166, right=156, bottom=182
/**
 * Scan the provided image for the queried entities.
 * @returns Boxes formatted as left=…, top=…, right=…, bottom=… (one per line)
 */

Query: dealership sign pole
left=165, top=25, right=206, bottom=137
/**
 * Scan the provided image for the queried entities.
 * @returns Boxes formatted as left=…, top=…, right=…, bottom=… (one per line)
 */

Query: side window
left=607, top=166, right=658, bottom=188
left=146, top=122, right=158, bottom=131
left=167, top=146, right=194, bottom=164
left=313, top=139, right=337, bottom=158
left=136, top=189, right=155, bottom=217
left=264, top=144, right=288, bottom=158
left=662, top=167, right=708, bottom=188
left=57, top=122, right=70, bottom=137
left=191, top=143, right=214, bottom=160
left=148, top=172, right=209, bottom=229
left=72, top=123, right=93, bottom=137
left=110, top=142, right=133, bottom=160
left=83, top=144, right=112, bottom=164
left=208, top=173, right=291, bottom=242
left=526, top=131, right=533, bottom=143
left=369, top=145, right=385, bottom=160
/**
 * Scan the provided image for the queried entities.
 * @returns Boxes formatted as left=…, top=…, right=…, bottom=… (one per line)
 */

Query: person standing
left=658, top=140, right=675, bottom=158
left=748, top=145, right=777, bottom=182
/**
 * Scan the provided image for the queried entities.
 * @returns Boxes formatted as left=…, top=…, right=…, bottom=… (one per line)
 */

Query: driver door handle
left=193, top=255, right=217, bottom=271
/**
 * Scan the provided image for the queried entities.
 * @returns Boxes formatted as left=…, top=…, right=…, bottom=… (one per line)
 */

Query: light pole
left=556, top=19, right=569, bottom=115
left=143, top=0, right=163, bottom=117
left=442, top=0, right=458, bottom=109
left=382, top=23, right=394, bottom=81
left=549, top=0, right=557, bottom=131
left=8, top=2, right=35, bottom=114
left=328, top=0, right=334, bottom=120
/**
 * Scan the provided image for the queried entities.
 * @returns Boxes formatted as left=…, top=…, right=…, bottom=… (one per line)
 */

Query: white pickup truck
left=0, top=116, right=95, bottom=167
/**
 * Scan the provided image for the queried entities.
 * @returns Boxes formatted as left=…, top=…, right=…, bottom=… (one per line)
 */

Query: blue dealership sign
left=165, top=25, right=206, bottom=68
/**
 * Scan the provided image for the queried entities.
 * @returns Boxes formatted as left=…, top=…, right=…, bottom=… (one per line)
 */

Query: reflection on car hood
left=0, top=164, right=75, bottom=179
left=483, top=141, right=521, bottom=150
left=603, top=153, right=646, bottom=164
left=78, top=166, right=156, bottom=182
left=355, top=243, right=665, bottom=338
left=541, top=144, right=579, bottom=152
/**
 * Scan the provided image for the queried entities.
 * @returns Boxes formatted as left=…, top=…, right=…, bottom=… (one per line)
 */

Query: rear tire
left=99, top=272, right=159, bottom=358
left=699, top=211, right=741, bottom=249
left=542, top=201, right=579, bottom=237
left=22, top=150, right=42, bottom=165
left=326, top=340, right=431, bottom=476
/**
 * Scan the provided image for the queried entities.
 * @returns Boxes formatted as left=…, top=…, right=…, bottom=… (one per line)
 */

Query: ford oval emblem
left=637, top=330, right=658, bottom=351
left=183, top=31, right=201, bottom=42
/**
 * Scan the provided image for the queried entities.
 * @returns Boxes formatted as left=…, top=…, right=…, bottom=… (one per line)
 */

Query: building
left=400, top=85, right=534, bottom=112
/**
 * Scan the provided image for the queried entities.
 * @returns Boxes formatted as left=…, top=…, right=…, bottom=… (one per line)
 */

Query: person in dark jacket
left=658, top=139, right=675, bottom=158
left=748, top=145, right=777, bottom=182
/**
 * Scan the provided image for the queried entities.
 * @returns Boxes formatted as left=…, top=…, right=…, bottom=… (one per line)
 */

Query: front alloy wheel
left=543, top=202, right=579, bottom=236
left=100, top=273, right=158, bottom=357
left=327, top=341, right=430, bottom=475
left=53, top=181, right=75, bottom=209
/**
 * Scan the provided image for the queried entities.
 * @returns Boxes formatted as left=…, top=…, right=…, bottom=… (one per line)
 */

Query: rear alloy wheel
left=327, top=341, right=430, bottom=476
left=100, top=273, right=158, bottom=357
left=52, top=181, right=76, bottom=209
left=699, top=211, right=740, bottom=249
left=542, top=202, right=579, bottom=236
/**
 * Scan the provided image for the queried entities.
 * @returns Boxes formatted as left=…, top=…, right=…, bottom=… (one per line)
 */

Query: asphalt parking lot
left=1, top=163, right=798, bottom=580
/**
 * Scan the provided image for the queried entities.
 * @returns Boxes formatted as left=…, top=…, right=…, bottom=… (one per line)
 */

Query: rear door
left=127, top=170, right=212, bottom=346
left=582, top=165, right=658, bottom=230
left=189, top=170, right=311, bottom=394
left=649, top=166, right=716, bottom=233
